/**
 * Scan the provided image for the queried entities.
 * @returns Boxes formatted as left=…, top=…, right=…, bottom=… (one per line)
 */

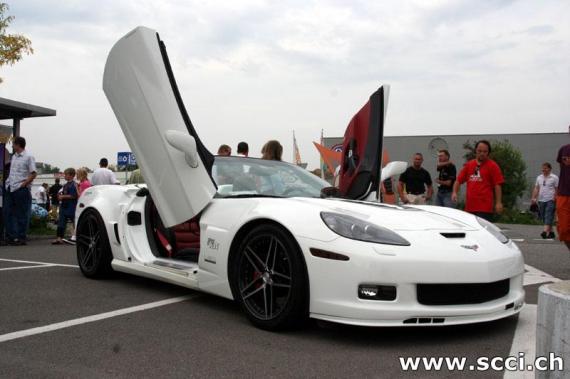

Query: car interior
left=145, top=195, right=201, bottom=263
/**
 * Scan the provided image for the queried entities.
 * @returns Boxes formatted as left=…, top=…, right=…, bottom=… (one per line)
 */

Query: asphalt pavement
left=0, top=224, right=568, bottom=378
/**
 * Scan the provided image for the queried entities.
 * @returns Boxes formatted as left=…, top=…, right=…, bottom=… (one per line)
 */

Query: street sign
left=117, top=152, right=136, bottom=167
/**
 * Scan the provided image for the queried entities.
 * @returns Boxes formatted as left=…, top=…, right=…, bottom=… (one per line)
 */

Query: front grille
left=417, top=279, right=509, bottom=305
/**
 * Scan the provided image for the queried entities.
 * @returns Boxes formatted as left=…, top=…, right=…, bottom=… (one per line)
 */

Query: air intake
left=440, top=232, right=466, bottom=238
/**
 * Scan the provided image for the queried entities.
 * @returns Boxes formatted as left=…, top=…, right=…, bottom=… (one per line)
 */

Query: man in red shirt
left=452, top=140, right=504, bottom=221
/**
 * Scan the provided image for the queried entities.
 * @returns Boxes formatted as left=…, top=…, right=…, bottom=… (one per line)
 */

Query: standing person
left=217, top=144, right=232, bottom=156
left=76, top=167, right=92, bottom=196
left=435, top=150, right=456, bottom=208
left=259, top=140, right=284, bottom=194
left=49, top=178, right=62, bottom=215
left=531, top=163, right=558, bottom=239
left=556, top=129, right=570, bottom=251
left=91, top=158, right=117, bottom=185
left=52, top=168, right=78, bottom=245
left=36, top=183, right=49, bottom=210
left=452, top=140, right=504, bottom=221
left=237, top=142, right=249, bottom=157
left=398, top=153, right=433, bottom=205
left=4, top=136, right=37, bottom=245
left=261, top=140, right=283, bottom=161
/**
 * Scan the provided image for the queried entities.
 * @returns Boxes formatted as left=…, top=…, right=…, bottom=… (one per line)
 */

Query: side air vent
left=113, top=223, right=120, bottom=245
left=440, top=232, right=466, bottom=238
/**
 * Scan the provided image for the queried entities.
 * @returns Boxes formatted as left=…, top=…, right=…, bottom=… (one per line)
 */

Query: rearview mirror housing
left=164, top=130, right=199, bottom=168
left=381, top=161, right=407, bottom=182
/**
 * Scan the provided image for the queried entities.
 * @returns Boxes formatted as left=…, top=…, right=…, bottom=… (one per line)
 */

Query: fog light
left=358, top=285, right=397, bottom=301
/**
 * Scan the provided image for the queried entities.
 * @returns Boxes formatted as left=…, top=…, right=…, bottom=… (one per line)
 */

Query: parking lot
left=1, top=224, right=568, bottom=378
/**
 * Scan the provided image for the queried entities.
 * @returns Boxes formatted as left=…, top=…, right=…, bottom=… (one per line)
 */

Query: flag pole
left=320, top=129, right=325, bottom=180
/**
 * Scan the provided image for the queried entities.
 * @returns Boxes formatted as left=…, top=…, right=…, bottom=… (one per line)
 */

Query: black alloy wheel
left=76, top=209, right=113, bottom=278
left=230, top=224, right=308, bottom=330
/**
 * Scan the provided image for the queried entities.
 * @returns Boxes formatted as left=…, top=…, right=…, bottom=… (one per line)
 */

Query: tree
left=36, top=162, right=60, bottom=174
left=462, top=140, right=527, bottom=209
left=0, top=3, right=33, bottom=83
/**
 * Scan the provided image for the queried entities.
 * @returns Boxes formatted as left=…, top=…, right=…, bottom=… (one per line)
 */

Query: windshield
left=212, top=157, right=329, bottom=198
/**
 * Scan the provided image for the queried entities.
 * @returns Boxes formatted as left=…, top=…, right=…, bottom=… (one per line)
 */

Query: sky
left=0, top=0, right=568, bottom=171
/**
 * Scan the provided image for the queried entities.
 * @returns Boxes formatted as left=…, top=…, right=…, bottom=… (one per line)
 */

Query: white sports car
left=76, top=26, right=524, bottom=330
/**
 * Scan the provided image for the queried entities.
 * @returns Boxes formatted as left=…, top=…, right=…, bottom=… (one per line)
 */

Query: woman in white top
left=531, top=162, right=559, bottom=239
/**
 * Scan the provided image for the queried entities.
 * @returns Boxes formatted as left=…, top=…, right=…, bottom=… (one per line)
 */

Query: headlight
left=320, top=212, right=410, bottom=246
left=476, top=217, right=509, bottom=244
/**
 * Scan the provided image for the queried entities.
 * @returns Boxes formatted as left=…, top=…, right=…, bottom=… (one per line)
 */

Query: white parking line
left=0, top=294, right=197, bottom=343
left=0, top=265, right=58, bottom=271
left=0, top=258, right=78, bottom=268
left=504, top=266, right=561, bottom=379
left=524, top=264, right=561, bottom=286
left=504, top=304, right=538, bottom=379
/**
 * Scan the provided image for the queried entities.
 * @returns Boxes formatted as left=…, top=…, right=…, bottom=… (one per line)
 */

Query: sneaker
left=548, top=232, right=555, bottom=239
left=540, top=231, right=547, bottom=239
left=62, top=238, right=76, bottom=245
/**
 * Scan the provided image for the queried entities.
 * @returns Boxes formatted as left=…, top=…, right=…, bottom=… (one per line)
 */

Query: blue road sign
left=117, top=152, right=132, bottom=167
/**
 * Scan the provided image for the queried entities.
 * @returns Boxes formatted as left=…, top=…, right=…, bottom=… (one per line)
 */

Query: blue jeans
left=4, top=187, right=32, bottom=241
left=57, top=212, right=74, bottom=238
left=435, top=191, right=454, bottom=208
left=538, top=200, right=555, bottom=226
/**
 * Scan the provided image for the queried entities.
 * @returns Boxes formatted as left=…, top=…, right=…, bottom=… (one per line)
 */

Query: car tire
left=76, top=209, right=113, bottom=278
left=230, top=224, right=308, bottom=331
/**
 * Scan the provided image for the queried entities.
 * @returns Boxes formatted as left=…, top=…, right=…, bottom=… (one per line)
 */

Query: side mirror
left=164, top=130, right=199, bottom=168
left=381, top=161, right=407, bottom=182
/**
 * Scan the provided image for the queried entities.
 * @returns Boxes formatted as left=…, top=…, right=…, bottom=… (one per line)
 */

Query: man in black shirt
left=398, top=153, right=433, bottom=204
left=49, top=178, right=62, bottom=216
left=435, top=149, right=456, bottom=208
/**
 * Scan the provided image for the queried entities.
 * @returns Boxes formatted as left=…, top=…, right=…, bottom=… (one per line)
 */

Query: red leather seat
left=172, top=217, right=200, bottom=251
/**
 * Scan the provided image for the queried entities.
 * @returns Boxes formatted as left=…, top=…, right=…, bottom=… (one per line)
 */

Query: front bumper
left=298, top=231, right=525, bottom=327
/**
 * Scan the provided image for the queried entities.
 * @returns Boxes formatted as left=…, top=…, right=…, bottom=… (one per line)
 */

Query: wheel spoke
left=77, top=235, right=91, bottom=246
left=263, top=286, right=268, bottom=319
left=242, top=284, right=264, bottom=300
left=245, top=246, right=265, bottom=271
left=81, top=246, right=95, bottom=267
left=267, top=281, right=273, bottom=318
left=87, top=219, right=94, bottom=238
left=240, top=276, right=262, bottom=296
left=270, top=240, right=278, bottom=271
left=272, top=271, right=291, bottom=282
left=271, top=282, right=291, bottom=289
left=265, top=237, right=274, bottom=267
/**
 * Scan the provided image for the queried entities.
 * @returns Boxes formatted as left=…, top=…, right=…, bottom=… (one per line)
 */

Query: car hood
left=292, top=197, right=478, bottom=232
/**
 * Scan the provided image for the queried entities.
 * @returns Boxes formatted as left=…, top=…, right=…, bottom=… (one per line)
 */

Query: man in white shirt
left=91, top=158, right=118, bottom=186
left=531, top=162, right=559, bottom=239
left=36, top=183, right=48, bottom=210
left=4, top=136, right=37, bottom=245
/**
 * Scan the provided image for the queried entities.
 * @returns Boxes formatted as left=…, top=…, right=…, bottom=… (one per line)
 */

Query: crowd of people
left=1, top=134, right=569, bottom=251
left=395, top=138, right=562, bottom=242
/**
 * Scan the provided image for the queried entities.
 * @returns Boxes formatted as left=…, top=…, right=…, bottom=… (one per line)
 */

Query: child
left=52, top=168, right=78, bottom=245
left=77, top=167, right=92, bottom=196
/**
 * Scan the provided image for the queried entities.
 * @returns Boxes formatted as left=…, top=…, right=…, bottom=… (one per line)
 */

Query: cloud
left=1, top=0, right=568, bottom=171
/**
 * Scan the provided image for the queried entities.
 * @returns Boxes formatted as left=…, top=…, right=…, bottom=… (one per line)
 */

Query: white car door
left=103, top=26, right=216, bottom=227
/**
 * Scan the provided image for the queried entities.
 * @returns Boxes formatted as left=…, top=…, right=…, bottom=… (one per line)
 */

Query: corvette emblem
left=461, top=244, right=479, bottom=251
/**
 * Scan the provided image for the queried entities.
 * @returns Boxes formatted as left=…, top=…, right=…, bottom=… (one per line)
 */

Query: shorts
left=538, top=200, right=555, bottom=226
left=406, top=193, right=427, bottom=205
